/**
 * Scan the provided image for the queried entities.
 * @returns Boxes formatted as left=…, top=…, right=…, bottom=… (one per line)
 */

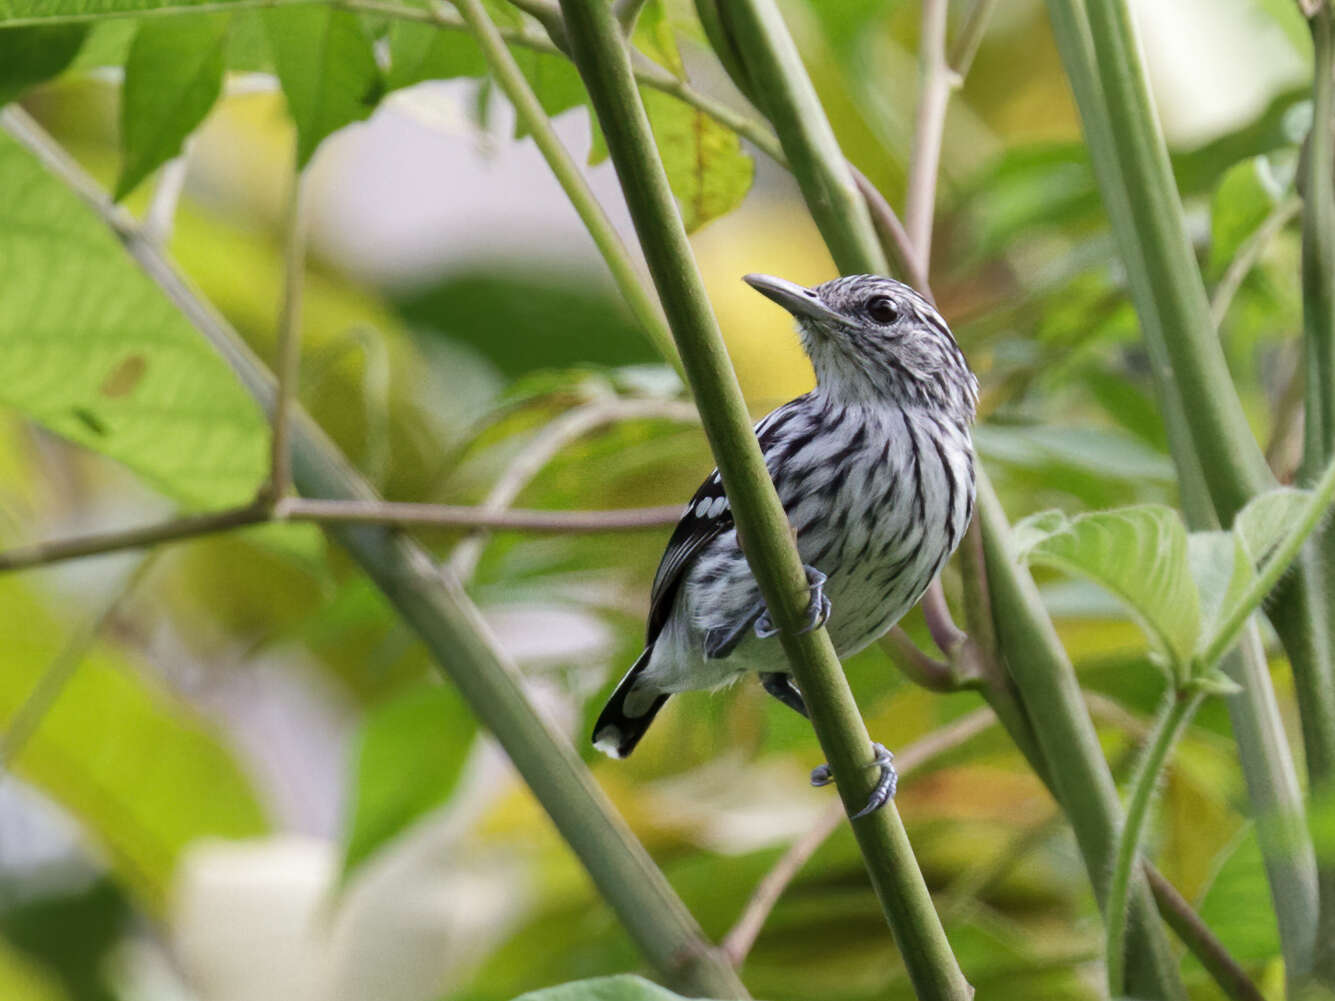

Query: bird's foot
left=754, top=565, right=831, bottom=639
left=810, top=742, right=898, bottom=819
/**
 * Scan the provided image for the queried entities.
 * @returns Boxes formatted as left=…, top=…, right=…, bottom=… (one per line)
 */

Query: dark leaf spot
left=100, top=354, right=148, bottom=398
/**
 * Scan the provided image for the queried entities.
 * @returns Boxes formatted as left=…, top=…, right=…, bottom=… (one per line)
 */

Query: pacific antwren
left=593, top=274, right=978, bottom=816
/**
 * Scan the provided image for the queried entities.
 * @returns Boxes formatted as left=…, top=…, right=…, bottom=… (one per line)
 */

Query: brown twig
left=447, top=397, right=698, bottom=581
left=0, top=500, right=684, bottom=574
left=720, top=706, right=999, bottom=966
left=0, top=503, right=271, bottom=573
left=280, top=497, right=684, bottom=531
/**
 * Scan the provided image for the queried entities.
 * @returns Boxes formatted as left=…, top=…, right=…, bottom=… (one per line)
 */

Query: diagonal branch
left=0, top=104, right=749, bottom=1000
left=558, top=2, right=970, bottom=998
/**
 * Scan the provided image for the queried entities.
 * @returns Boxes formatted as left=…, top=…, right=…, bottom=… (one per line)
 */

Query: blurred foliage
left=0, top=0, right=1320, bottom=1000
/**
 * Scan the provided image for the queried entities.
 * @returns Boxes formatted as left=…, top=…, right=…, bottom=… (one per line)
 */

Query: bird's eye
left=866, top=296, right=899, bottom=324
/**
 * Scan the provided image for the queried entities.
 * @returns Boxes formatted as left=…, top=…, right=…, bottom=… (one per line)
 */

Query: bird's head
left=743, top=273, right=977, bottom=421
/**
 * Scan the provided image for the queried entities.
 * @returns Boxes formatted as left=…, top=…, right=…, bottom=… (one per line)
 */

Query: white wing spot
left=695, top=498, right=712, bottom=518
left=709, top=495, right=729, bottom=518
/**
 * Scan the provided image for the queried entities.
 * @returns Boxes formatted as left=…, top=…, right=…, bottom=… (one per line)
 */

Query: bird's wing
left=645, top=397, right=809, bottom=643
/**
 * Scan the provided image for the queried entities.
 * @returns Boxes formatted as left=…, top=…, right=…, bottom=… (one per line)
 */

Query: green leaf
left=0, top=24, right=88, bottom=105
left=1208, top=156, right=1284, bottom=279
left=386, top=19, right=487, bottom=92
left=1195, top=826, right=1281, bottom=962
left=115, top=14, right=228, bottom=200
left=0, top=133, right=268, bottom=507
left=632, top=0, right=683, bottom=77
left=341, top=681, right=477, bottom=879
left=1015, top=505, right=1200, bottom=671
left=642, top=88, right=753, bottom=233
left=263, top=6, right=383, bottom=168
left=513, top=974, right=736, bottom=1001
left=0, top=575, right=269, bottom=908
left=1192, top=487, right=1312, bottom=653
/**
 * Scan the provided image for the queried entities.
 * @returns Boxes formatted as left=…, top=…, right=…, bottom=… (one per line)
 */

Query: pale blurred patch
left=171, top=826, right=526, bottom=1001
left=691, top=202, right=831, bottom=410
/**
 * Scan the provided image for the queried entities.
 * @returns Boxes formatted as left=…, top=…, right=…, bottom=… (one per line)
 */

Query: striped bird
left=593, top=273, right=978, bottom=815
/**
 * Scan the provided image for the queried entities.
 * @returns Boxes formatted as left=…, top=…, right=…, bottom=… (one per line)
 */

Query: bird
left=592, top=273, right=978, bottom=817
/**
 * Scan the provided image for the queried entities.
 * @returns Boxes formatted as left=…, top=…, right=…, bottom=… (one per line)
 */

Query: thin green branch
left=1211, top=194, right=1301, bottom=328
left=1201, top=451, right=1335, bottom=667
left=0, top=105, right=748, bottom=1000
left=613, top=0, right=650, bottom=33
left=0, top=557, right=156, bottom=769
left=268, top=163, right=307, bottom=503
left=905, top=0, right=953, bottom=269
left=1106, top=690, right=1204, bottom=997
left=447, top=0, right=680, bottom=374
left=1303, top=4, right=1335, bottom=477
left=556, top=2, right=968, bottom=997
left=947, top=0, right=1000, bottom=79
left=718, top=0, right=888, bottom=277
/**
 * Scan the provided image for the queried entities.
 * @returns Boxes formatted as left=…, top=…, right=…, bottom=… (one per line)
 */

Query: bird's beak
left=743, top=274, right=846, bottom=326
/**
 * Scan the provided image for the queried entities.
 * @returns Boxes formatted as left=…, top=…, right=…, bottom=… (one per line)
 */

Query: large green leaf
left=340, top=680, right=477, bottom=879
left=1015, top=505, right=1199, bottom=671
left=0, top=24, right=87, bottom=103
left=514, top=975, right=738, bottom=1001
left=263, top=6, right=383, bottom=168
left=115, top=14, right=228, bottom=200
left=0, top=134, right=268, bottom=507
left=0, top=576, right=269, bottom=909
left=642, top=88, right=753, bottom=233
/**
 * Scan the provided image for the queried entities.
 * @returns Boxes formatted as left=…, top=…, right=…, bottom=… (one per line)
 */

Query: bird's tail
left=592, top=648, right=670, bottom=759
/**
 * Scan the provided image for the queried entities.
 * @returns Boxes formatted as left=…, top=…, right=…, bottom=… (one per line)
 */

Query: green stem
left=716, top=0, right=888, bottom=277
left=1045, top=0, right=1322, bottom=984
left=0, top=105, right=750, bottom=1001
left=1106, top=690, right=1205, bottom=998
left=446, top=0, right=680, bottom=376
left=1201, top=450, right=1335, bottom=667
left=555, top=3, right=969, bottom=998
left=977, top=472, right=1187, bottom=1001
left=1303, top=5, right=1335, bottom=478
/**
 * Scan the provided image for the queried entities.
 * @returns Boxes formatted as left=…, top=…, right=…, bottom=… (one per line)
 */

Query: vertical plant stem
left=905, top=0, right=952, bottom=270
left=1106, top=690, right=1204, bottom=998
left=1303, top=4, right=1335, bottom=477
left=556, top=3, right=970, bottom=998
left=269, top=163, right=306, bottom=502
left=717, top=0, right=888, bottom=277
left=0, top=105, right=750, bottom=1001
left=977, top=471, right=1187, bottom=1001
left=446, top=0, right=681, bottom=375
left=1044, top=0, right=1323, bottom=983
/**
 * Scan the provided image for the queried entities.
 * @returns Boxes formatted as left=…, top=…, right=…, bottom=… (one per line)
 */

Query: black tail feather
left=592, top=648, right=669, bottom=758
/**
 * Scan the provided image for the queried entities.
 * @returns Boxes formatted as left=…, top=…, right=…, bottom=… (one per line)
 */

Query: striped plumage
left=593, top=274, right=978, bottom=791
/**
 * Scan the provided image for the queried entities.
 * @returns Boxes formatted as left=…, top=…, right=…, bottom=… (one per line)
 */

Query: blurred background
left=0, top=0, right=1316, bottom=998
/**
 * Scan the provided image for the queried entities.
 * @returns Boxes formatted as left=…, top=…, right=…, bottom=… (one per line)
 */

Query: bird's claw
left=810, top=742, right=898, bottom=819
left=754, top=566, right=830, bottom=639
